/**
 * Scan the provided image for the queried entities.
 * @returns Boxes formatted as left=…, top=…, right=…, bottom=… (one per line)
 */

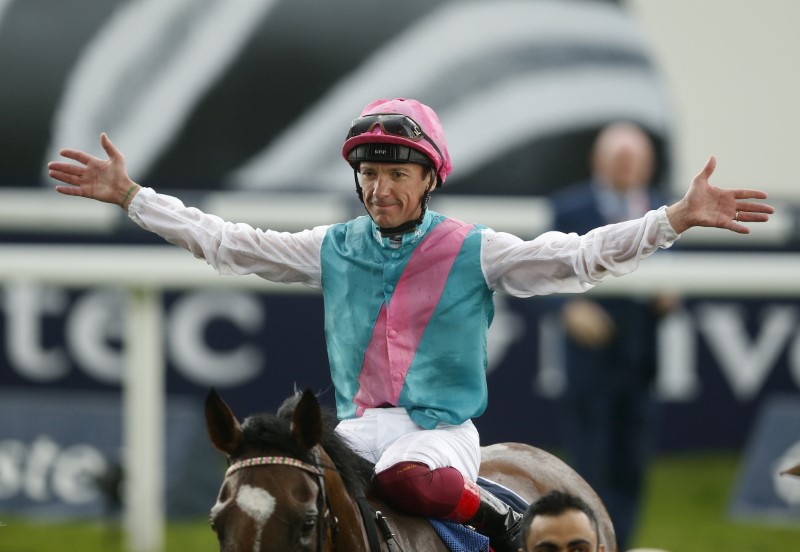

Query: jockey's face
left=359, top=162, right=431, bottom=229
left=522, top=509, right=604, bottom=552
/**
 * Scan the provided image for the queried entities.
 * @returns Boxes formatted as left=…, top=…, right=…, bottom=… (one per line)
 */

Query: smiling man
left=519, top=490, right=605, bottom=552
left=359, top=162, right=433, bottom=230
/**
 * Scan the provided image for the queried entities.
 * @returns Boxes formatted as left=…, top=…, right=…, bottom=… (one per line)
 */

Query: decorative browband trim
left=226, top=456, right=323, bottom=478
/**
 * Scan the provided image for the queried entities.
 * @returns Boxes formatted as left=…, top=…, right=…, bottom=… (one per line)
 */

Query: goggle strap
left=347, top=144, right=432, bottom=165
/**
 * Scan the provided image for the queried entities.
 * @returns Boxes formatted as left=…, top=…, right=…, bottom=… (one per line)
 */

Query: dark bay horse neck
left=204, top=389, right=617, bottom=552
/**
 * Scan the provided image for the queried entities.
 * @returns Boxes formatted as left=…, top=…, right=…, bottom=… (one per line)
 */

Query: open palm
left=667, top=156, right=773, bottom=234
left=48, top=133, right=135, bottom=206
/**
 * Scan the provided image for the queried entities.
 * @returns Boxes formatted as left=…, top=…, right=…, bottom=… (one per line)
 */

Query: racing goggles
left=347, top=113, right=444, bottom=162
left=348, top=113, right=425, bottom=141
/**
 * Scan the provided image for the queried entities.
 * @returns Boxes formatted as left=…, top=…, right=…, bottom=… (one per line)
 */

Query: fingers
left=695, top=155, right=717, bottom=181
left=58, top=148, right=94, bottom=165
left=53, top=133, right=116, bottom=166
left=48, top=159, right=86, bottom=187
left=727, top=222, right=750, bottom=235
left=100, top=132, right=120, bottom=160
left=732, top=213, right=768, bottom=227
left=733, top=205, right=773, bottom=224
left=47, top=161, right=83, bottom=177
left=733, top=188, right=770, bottom=201
left=727, top=199, right=774, bottom=234
left=49, top=170, right=81, bottom=186
left=54, top=184, right=86, bottom=197
left=736, top=200, right=775, bottom=215
left=731, top=199, right=775, bottom=226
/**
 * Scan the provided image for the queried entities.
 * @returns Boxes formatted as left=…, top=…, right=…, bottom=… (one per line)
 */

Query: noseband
left=225, top=452, right=338, bottom=551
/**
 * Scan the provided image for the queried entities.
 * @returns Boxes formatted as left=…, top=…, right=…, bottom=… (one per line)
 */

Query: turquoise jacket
left=320, top=211, right=494, bottom=429
left=130, top=189, right=679, bottom=429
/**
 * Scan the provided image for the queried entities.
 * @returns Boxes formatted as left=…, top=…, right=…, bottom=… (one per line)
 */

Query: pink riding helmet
left=342, top=98, right=453, bottom=186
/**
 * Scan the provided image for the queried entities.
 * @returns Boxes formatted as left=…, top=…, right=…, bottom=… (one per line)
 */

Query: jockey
left=342, top=97, right=451, bottom=234
left=337, top=98, right=524, bottom=550
left=49, top=97, right=773, bottom=552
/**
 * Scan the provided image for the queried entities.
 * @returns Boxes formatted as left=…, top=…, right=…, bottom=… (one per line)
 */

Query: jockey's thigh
left=335, top=407, right=480, bottom=480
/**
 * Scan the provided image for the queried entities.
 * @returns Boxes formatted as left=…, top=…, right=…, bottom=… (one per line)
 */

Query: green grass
left=1, top=452, right=798, bottom=551
left=630, top=452, right=800, bottom=551
left=0, top=518, right=215, bottom=552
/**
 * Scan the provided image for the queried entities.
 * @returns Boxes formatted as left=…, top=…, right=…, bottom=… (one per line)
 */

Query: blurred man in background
left=549, top=122, right=680, bottom=549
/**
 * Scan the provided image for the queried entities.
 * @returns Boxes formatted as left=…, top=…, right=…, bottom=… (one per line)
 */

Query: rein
left=226, top=452, right=337, bottom=552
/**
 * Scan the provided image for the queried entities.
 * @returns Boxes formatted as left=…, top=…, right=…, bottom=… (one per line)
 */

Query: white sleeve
left=481, top=206, right=679, bottom=297
left=128, top=187, right=326, bottom=288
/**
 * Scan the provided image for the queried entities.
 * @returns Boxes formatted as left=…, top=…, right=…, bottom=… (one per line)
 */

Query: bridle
left=225, top=456, right=324, bottom=478
left=224, top=452, right=404, bottom=552
left=224, top=451, right=339, bottom=552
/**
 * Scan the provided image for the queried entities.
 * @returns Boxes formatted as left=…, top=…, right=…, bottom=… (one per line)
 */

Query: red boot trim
left=443, top=477, right=481, bottom=523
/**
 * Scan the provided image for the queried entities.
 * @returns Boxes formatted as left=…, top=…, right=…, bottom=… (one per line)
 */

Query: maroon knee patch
left=375, top=461, right=467, bottom=518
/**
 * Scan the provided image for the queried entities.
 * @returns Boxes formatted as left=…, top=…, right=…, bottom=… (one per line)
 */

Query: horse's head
left=205, top=388, right=333, bottom=552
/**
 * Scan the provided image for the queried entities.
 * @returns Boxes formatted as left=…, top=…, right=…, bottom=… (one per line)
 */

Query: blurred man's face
left=604, top=140, right=652, bottom=191
left=521, top=509, right=604, bottom=552
left=593, top=124, right=654, bottom=192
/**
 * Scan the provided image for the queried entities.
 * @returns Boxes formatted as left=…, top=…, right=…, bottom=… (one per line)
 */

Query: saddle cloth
left=428, top=520, right=490, bottom=552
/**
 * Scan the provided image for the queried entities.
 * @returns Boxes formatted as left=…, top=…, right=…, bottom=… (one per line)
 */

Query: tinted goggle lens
left=347, top=114, right=424, bottom=141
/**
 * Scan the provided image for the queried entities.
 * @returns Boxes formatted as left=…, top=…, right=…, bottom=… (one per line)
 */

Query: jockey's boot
left=467, top=488, right=523, bottom=552
left=445, top=478, right=523, bottom=552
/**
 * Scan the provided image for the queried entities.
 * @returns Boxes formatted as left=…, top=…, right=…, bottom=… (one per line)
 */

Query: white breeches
left=334, top=407, right=480, bottom=481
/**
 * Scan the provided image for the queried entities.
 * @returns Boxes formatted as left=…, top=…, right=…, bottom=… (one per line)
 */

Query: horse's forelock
left=276, top=390, right=304, bottom=420
left=240, top=401, right=375, bottom=498
left=240, top=414, right=313, bottom=464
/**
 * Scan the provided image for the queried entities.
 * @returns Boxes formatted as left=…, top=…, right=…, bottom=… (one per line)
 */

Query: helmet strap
left=353, top=169, right=364, bottom=203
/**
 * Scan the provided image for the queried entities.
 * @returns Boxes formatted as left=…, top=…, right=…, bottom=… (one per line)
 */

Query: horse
left=204, top=388, right=617, bottom=551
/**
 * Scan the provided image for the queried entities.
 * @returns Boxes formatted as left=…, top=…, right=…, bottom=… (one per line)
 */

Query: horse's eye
left=301, top=514, right=316, bottom=535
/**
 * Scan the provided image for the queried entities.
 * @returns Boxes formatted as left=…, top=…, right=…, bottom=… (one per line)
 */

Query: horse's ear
left=781, top=462, right=800, bottom=477
left=205, top=388, right=244, bottom=456
left=290, top=389, right=323, bottom=451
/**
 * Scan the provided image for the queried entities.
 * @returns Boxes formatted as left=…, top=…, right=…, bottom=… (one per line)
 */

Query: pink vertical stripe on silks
left=354, top=219, right=474, bottom=415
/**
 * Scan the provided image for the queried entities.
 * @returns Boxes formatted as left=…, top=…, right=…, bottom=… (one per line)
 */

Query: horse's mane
left=239, top=392, right=375, bottom=497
